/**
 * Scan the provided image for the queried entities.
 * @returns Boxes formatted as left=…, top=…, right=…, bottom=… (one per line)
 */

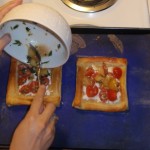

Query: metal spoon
left=29, top=43, right=41, bottom=86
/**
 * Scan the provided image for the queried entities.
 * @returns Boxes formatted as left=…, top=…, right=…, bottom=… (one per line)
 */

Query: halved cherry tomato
left=107, top=89, right=117, bottom=101
left=113, top=67, right=122, bottom=79
left=28, top=81, right=39, bottom=93
left=19, top=85, right=30, bottom=94
left=85, top=67, right=95, bottom=78
left=86, top=85, right=98, bottom=97
left=41, top=77, right=49, bottom=86
left=18, top=76, right=28, bottom=86
left=99, top=88, right=108, bottom=102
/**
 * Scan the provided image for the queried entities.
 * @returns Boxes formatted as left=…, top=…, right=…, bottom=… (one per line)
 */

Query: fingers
left=42, top=103, right=56, bottom=124
left=29, top=85, right=46, bottom=115
left=49, top=115, right=59, bottom=126
left=47, top=115, right=58, bottom=138
left=0, top=33, right=11, bottom=54
left=45, top=115, right=58, bottom=142
left=29, top=85, right=58, bottom=128
left=48, top=115, right=58, bottom=136
left=0, top=0, right=22, bottom=22
left=43, top=118, right=57, bottom=150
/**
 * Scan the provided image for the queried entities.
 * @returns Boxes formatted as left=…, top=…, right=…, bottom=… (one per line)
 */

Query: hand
left=0, top=0, right=22, bottom=54
left=10, top=85, right=58, bottom=150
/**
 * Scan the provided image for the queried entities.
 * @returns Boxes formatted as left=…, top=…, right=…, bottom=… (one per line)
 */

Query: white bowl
left=0, top=3, right=72, bottom=68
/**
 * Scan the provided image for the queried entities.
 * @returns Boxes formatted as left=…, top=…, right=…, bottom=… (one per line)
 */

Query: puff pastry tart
left=6, top=58, right=62, bottom=106
left=72, top=57, right=128, bottom=112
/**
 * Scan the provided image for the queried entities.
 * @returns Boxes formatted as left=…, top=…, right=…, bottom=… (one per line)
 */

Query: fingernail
left=50, top=114, right=59, bottom=123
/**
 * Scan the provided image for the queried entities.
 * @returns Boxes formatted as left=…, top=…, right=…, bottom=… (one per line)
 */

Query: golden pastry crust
left=6, top=58, right=62, bottom=106
left=72, top=56, right=128, bottom=112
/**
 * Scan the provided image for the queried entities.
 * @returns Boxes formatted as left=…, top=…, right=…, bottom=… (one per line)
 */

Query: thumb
left=0, top=0, right=22, bottom=22
left=0, top=33, right=11, bottom=54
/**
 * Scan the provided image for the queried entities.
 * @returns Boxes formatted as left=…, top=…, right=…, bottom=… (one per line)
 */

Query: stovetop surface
left=30, top=0, right=150, bottom=28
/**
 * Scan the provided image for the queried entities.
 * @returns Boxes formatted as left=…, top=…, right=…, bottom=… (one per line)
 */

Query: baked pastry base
left=6, top=58, right=62, bottom=107
left=72, top=56, right=128, bottom=112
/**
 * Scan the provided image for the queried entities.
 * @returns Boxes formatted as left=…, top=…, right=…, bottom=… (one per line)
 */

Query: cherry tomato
left=86, top=85, right=98, bottom=97
left=18, top=76, right=28, bottom=86
left=113, top=67, right=122, bottom=79
left=28, top=81, right=39, bottom=93
left=19, top=85, right=30, bottom=94
left=99, top=88, right=108, bottom=102
left=85, top=67, right=95, bottom=77
left=107, top=89, right=117, bottom=101
left=41, top=77, right=49, bottom=86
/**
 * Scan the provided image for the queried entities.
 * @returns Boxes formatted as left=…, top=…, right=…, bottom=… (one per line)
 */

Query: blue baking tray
left=1, top=30, right=150, bottom=149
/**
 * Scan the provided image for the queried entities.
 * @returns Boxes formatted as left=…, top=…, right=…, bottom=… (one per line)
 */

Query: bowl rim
left=0, top=3, right=72, bottom=68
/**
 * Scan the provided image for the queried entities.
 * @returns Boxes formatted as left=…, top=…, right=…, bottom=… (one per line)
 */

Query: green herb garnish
left=30, top=67, right=37, bottom=74
left=57, top=44, right=61, bottom=49
left=26, top=27, right=30, bottom=32
left=48, top=51, right=52, bottom=56
left=27, top=55, right=32, bottom=63
left=13, top=40, right=22, bottom=46
left=26, top=27, right=32, bottom=36
left=41, top=61, right=49, bottom=65
left=11, top=24, right=19, bottom=30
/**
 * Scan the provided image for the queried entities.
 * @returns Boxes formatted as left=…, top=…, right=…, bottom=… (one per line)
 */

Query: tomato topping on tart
left=113, top=67, right=122, bottom=79
left=19, top=85, right=30, bottom=94
left=17, top=62, right=51, bottom=96
left=86, top=85, right=99, bottom=97
left=83, top=63, right=122, bottom=104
